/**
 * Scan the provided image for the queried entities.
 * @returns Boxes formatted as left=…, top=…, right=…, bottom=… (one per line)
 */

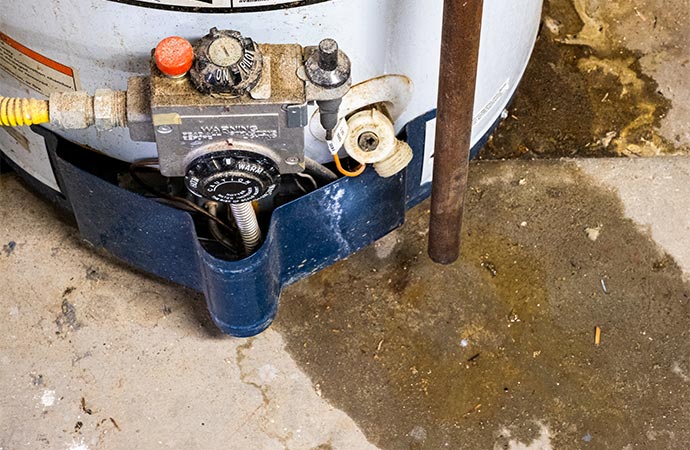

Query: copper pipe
left=428, top=0, right=484, bottom=264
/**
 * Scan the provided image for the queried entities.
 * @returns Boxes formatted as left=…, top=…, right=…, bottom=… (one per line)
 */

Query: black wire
left=304, top=157, right=338, bottom=183
left=293, top=176, right=310, bottom=194
left=295, top=172, right=319, bottom=191
left=128, top=158, right=233, bottom=232
left=206, top=202, right=243, bottom=256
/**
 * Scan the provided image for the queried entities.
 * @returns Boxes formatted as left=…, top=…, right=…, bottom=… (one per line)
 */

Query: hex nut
left=49, top=91, right=94, bottom=129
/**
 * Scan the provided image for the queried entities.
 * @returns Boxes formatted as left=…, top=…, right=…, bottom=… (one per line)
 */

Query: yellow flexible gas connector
left=0, top=96, right=50, bottom=127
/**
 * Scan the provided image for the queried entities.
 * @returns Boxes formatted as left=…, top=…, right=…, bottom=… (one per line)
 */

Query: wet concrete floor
left=4, top=158, right=690, bottom=449
left=277, top=161, right=690, bottom=449
left=485, top=0, right=688, bottom=159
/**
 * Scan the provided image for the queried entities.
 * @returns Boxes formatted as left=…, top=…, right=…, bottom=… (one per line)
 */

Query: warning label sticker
left=0, top=32, right=79, bottom=97
left=108, top=0, right=329, bottom=13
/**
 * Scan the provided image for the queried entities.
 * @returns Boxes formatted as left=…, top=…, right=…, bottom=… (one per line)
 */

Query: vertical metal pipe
left=428, top=0, right=484, bottom=265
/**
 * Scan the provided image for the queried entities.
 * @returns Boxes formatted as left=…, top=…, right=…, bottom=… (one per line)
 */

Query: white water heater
left=0, top=0, right=542, bottom=192
left=0, top=0, right=544, bottom=337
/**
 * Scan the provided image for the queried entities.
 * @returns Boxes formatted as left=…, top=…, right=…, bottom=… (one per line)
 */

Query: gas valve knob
left=189, top=28, right=263, bottom=96
left=185, top=151, right=280, bottom=204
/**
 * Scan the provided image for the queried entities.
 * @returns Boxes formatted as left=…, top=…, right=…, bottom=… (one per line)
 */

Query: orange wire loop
left=333, top=153, right=365, bottom=177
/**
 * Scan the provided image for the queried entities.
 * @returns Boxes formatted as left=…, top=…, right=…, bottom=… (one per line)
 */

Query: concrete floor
left=3, top=158, right=690, bottom=450
left=486, top=0, right=690, bottom=159
left=3, top=1, right=690, bottom=449
left=0, top=171, right=377, bottom=450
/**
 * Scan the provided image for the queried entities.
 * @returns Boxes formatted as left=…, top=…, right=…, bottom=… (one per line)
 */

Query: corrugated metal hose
left=0, top=96, right=50, bottom=126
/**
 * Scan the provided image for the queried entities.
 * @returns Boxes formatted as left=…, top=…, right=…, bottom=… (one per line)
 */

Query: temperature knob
left=189, top=28, right=263, bottom=96
left=185, top=151, right=280, bottom=204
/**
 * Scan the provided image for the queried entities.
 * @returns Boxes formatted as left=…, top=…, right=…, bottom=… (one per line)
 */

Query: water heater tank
left=0, top=0, right=544, bottom=337
left=0, top=0, right=542, bottom=191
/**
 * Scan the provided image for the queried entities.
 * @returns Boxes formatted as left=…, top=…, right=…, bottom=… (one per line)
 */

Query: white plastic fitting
left=373, top=140, right=413, bottom=178
left=343, top=109, right=413, bottom=178
left=344, top=109, right=397, bottom=164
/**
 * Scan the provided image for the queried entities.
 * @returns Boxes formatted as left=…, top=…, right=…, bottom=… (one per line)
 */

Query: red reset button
left=155, top=36, right=194, bottom=78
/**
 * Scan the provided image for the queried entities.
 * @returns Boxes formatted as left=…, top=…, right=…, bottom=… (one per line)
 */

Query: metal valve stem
left=317, top=39, right=339, bottom=71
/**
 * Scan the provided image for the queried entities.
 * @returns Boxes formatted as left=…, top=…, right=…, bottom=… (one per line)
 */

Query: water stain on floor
left=277, top=161, right=690, bottom=449
left=484, top=0, right=676, bottom=159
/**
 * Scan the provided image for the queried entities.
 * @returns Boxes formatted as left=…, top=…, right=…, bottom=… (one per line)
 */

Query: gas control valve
left=126, top=29, right=352, bottom=198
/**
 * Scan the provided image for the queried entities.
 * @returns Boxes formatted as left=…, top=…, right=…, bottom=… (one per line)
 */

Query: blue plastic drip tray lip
left=211, top=307, right=278, bottom=337
left=20, top=108, right=489, bottom=336
left=52, top=143, right=410, bottom=336
left=2, top=107, right=505, bottom=337
left=198, top=166, right=408, bottom=266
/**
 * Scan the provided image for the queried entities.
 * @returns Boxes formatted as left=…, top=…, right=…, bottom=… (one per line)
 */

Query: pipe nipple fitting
left=94, top=89, right=127, bottom=130
left=49, top=90, right=127, bottom=130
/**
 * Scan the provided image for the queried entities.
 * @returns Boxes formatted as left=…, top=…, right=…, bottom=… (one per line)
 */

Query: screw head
left=285, top=156, right=301, bottom=165
left=357, top=131, right=380, bottom=152
left=157, top=125, right=173, bottom=134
